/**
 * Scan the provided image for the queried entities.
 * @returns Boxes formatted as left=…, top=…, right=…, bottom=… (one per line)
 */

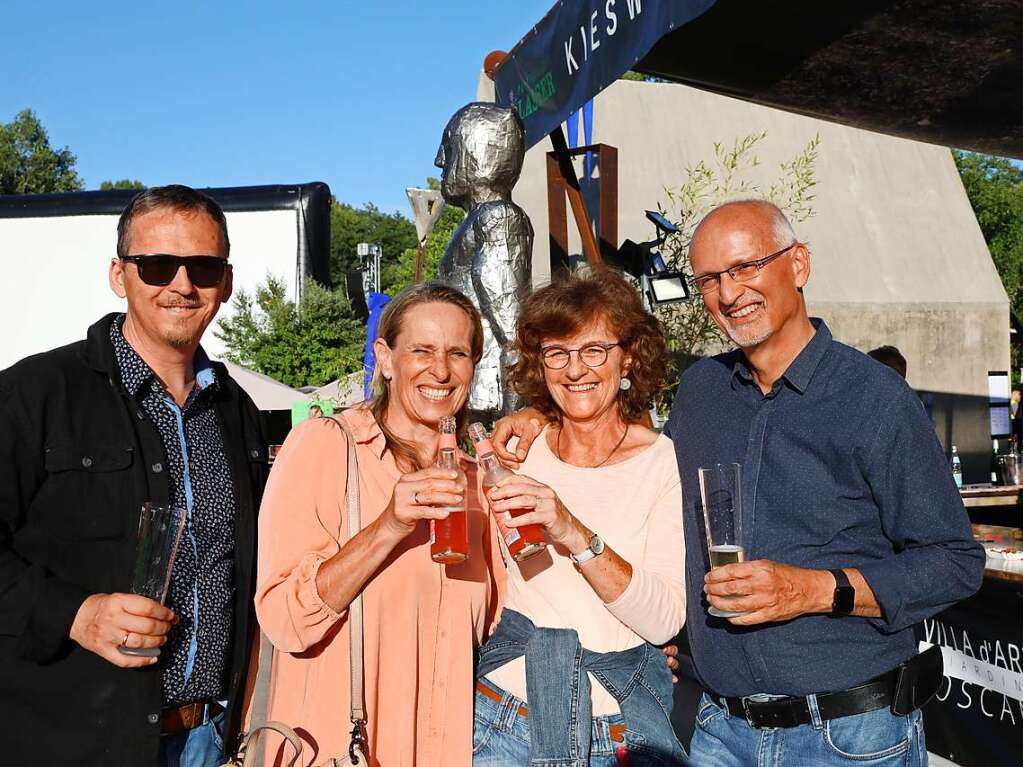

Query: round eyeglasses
left=541, top=342, right=620, bottom=370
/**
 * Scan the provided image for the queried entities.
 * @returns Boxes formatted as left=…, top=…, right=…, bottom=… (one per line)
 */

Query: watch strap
left=570, top=532, right=602, bottom=565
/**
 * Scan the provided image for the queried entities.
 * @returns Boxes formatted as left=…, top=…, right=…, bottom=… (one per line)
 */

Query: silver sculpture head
left=434, top=103, right=525, bottom=210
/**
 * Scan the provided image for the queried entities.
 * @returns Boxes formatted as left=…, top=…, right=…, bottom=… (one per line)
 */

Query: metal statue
left=435, top=102, right=533, bottom=415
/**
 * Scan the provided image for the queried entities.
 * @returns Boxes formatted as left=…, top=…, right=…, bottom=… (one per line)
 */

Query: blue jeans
left=473, top=681, right=628, bottom=766
left=159, top=710, right=225, bottom=767
left=688, top=693, right=927, bottom=766
left=476, top=610, right=685, bottom=765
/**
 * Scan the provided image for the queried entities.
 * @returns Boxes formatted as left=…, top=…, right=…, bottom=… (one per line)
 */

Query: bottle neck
left=478, top=451, right=500, bottom=472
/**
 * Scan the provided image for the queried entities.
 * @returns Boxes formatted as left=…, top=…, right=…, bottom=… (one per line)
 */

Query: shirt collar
left=111, top=313, right=219, bottom=398
left=731, top=318, right=831, bottom=395
left=341, top=405, right=388, bottom=459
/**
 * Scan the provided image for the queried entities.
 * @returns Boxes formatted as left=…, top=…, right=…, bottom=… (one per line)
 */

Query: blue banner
left=494, top=0, right=716, bottom=147
left=363, top=292, right=391, bottom=399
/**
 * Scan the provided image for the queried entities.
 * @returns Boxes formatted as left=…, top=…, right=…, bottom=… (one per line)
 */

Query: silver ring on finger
left=121, top=632, right=130, bottom=647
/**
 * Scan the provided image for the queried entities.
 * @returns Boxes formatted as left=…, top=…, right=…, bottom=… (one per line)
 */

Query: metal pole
left=548, top=126, right=603, bottom=267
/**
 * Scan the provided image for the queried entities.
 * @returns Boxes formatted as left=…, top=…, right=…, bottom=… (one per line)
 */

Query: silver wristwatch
left=570, top=532, right=605, bottom=565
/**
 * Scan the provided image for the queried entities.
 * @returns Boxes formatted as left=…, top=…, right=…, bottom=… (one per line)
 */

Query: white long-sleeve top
left=486, top=427, right=686, bottom=715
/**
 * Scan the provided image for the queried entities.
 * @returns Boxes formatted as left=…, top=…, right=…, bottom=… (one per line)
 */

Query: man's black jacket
left=0, top=314, right=268, bottom=765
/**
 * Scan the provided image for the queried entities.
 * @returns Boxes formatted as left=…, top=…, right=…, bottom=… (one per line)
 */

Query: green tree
left=953, top=151, right=1023, bottom=316
left=0, top=109, right=84, bottom=194
left=653, top=131, right=820, bottom=409
left=99, top=179, right=145, bottom=190
left=330, top=200, right=418, bottom=284
left=953, top=150, right=1023, bottom=379
left=216, top=276, right=366, bottom=389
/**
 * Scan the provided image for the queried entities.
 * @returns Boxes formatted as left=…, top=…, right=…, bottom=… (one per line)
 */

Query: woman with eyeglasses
left=473, top=269, right=686, bottom=766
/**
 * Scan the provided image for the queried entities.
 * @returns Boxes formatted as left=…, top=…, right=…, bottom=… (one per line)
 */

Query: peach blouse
left=255, top=407, right=503, bottom=767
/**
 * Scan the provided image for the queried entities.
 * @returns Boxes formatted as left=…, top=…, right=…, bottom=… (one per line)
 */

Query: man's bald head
left=691, top=199, right=796, bottom=256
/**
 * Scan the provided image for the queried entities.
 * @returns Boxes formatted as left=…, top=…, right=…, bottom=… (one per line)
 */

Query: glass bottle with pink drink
left=430, top=416, right=469, bottom=564
left=468, top=422, right=547, bottom=562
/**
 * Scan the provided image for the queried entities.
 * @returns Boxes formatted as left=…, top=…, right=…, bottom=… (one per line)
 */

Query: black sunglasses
left=120, top=254, right=231, bottom=288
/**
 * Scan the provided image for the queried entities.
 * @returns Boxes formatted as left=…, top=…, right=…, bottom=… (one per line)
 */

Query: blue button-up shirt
left=665, top=319, right=984, bottom=698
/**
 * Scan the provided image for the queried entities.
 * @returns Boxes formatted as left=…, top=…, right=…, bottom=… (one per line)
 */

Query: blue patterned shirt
left=111, top=316, right=237, bottom=705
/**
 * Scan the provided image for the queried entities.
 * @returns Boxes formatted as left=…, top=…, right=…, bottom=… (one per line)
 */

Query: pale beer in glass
left=698, top=463, right=748, bottom=618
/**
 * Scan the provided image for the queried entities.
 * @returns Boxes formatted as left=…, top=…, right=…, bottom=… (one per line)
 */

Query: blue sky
left=1, top=1, right=553, bottom=214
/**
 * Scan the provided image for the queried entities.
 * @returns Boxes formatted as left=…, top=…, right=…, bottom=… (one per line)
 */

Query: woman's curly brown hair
left=508, top=268, right=669, bottom=423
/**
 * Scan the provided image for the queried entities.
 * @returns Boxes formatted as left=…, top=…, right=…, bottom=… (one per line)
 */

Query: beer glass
left=698, top=463, right=747, bottom=618
left=118, top=503, right=187, bottom=657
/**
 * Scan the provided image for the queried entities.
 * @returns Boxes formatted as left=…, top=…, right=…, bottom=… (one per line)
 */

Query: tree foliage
left=953, top=151, right=1023, bottom=317
left=99, top=179, right=145, bottom=190
left=215, top=276, right=365, bottom=389
left=653, top=131, right=820, bottom=409
left=0, top=109, right=83, bottom=194
left=330, top=200, right=418, bottom=284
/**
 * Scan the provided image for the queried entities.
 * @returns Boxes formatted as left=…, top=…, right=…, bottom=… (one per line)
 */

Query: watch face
left=590, top=534, right=605, bottom=555
left=835, top=586, right=855, bottom=614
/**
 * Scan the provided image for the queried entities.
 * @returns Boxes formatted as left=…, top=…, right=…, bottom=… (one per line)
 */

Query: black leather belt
left=718, top=666, right=898, bottom=729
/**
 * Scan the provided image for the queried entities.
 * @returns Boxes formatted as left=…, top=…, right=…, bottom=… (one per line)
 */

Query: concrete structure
left=478, top=75, right=1009, bottom=480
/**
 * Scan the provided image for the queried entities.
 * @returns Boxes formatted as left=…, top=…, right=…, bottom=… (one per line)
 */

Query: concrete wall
left=480, top=75, right=1009, bottom=478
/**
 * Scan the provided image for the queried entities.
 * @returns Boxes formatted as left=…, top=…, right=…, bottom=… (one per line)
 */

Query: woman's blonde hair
left=369, top=282, right=484, bottom=471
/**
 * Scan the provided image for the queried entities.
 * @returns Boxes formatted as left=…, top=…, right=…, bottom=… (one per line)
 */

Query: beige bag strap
left=235, top=723, right=303, bottom=767
left=240, top=413, right=368, bottom=767
left=332, top=415, right=369, bottom=753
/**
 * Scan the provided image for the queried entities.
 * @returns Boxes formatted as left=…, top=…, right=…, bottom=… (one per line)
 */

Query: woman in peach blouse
left=255, top=283, right=503, bottom=766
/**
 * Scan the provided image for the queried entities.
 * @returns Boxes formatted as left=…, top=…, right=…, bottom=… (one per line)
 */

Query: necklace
left=556, top=423, right=630, bottom=468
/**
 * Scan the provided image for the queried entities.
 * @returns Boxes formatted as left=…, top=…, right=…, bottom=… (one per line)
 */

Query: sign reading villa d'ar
left=916, top=585, right=1023, bottom=767
left=494, top=0, right=716, bottom=148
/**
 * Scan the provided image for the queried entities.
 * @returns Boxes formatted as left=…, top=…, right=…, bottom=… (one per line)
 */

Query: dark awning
left=494, top=0, right=1023, bottom=158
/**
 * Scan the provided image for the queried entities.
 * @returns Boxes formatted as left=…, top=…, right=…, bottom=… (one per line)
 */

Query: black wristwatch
left=829, top=569, right=855, bottom=616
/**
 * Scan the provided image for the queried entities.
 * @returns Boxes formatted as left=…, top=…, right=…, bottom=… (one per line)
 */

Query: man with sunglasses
left=0, top=185, right=268, bottom=767
left=492, top=199, right=983, bottom=765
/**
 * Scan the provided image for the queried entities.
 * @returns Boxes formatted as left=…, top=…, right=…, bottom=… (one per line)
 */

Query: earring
left=619, top=377, right=632, bottom=391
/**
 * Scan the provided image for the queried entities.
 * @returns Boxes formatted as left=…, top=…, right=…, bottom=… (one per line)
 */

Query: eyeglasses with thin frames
left=692, top=242, right=796, bottom=295
left=541, top=342, right=620, bottom=370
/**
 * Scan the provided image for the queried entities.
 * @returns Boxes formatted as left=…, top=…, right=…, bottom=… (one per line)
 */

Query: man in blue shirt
left=668, top=199, right=983, bottom=765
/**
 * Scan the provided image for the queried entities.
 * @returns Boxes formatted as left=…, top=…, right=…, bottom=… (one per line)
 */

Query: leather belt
left=161, top=701, right=225, bottom=737
left=718, top=666, right=899, bottom=729
left=475, top=680, right=625, bottom=743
